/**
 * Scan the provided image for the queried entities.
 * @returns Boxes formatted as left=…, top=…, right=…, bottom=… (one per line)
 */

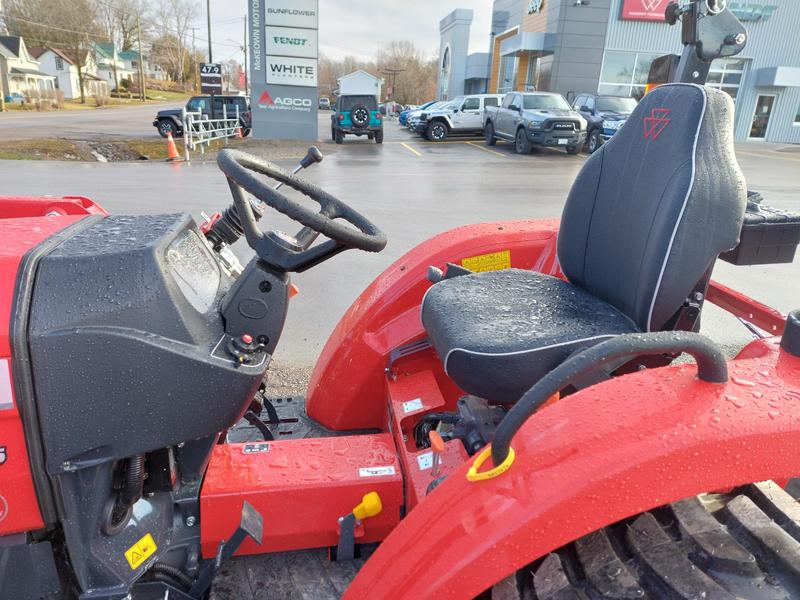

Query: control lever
left=274, top=145, right=323, bottom=191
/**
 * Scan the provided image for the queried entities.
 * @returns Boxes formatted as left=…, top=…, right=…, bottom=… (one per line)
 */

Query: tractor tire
left=587, top=128, right=602, bottom=154
left=485, top=122, right=497, bottom=146
left=515, top=128, right=531, bottom=154
left=335, top=129, right=344, bottom=145
left=426, top=121, right=448, bottom=142
left=210, top=547, right=376, bottom=600
left=508, top=481, right=800, bottom=599
left=374, top=128, right=384, bottom=144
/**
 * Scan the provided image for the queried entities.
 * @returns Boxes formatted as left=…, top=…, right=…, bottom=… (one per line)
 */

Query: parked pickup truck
left=484, top=92, right=586, bottom=154
left=415, top=94, right=504, bottom=142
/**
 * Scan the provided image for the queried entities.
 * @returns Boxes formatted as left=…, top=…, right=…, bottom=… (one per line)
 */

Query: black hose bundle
left=150, top=563, right=194, bottom=591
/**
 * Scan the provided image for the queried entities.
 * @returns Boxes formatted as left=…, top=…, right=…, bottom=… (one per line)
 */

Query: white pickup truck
left=483, top=91, right=587, bottom=154
left=414, top=94, right=504, bottom=142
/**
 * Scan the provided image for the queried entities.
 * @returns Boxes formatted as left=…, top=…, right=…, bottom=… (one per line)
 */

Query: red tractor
left=2, top=3, right=800, bottom=599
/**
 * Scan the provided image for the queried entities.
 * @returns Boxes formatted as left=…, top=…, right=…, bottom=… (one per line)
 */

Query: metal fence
left=181, top=105, right=241, bottom=161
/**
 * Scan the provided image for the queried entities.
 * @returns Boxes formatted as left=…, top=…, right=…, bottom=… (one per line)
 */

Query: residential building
left=30, top=47, right=108, bottom=100
left=92, top=42, right=135, bottom=90
left=439, top=0, right=800, bottom=143
left=118, top=49, right=167, bottom=82
left=0, top=35, right=56, bottom=99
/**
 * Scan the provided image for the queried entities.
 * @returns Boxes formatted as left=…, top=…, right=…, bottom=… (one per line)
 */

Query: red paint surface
left=306, top=220, right=561, bottom=431
left=200, top=435, right=403, bottom=557
left=708, top=279, right=786, bottom=336
left=0, top=195, right=103, bottom=535
left=347, top=344, right=800, bottom=598
left=621, top=0, right=668, bottom=21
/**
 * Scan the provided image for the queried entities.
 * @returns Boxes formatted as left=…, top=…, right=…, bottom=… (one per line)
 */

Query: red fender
left=345, top=340, right=800, bottom=599
left=306, top=220, right=561, bottom=430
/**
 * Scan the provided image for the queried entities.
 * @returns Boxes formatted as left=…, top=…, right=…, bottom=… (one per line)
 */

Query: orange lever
left=428, top=430, right=445, bottom=454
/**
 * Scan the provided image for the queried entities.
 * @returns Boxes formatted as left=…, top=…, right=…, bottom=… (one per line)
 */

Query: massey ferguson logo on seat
left=643, top=108, right=671, bottom=140
left=258, top=90, right=312, bottom=112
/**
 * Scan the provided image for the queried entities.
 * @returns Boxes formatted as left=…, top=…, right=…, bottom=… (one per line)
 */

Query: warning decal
left=125, top=533, right=157, bottom=570
left=461, top=250, right=511, bottom=272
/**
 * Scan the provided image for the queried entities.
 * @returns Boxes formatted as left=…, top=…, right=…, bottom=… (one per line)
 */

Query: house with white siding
left=0, top=35, right=56, bottom=99
left=30, top=47, right=108, bottom=100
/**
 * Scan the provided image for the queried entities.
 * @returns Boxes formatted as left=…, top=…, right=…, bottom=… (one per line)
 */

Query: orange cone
left=235, top=126, right=243, bottom=139
left=165, top=131, right=181, bottom=161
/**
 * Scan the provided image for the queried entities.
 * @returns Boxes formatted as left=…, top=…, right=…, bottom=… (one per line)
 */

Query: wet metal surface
left=0, top=121, right=797, bottom=364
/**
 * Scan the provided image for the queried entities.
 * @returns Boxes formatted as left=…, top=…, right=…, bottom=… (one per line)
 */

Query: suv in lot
left=484, top=92, right=586, bottom=154
left=572, top=94, right=638, bottom=153
left=415, top=94, right=503, bottom=142
left=152, top=95, right=251, bottom=138
left=331, top=94, right=383, bottom=144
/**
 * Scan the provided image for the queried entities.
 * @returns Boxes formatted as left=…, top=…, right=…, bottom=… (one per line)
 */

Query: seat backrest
left=557, top=84, right=746, bottom=332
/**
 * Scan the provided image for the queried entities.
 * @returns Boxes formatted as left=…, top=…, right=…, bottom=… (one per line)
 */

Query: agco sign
left=258, top=90, right=312, bottom=112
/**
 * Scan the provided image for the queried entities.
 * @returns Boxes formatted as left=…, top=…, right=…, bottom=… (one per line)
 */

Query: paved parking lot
left=0, top=115, right=797, bottom=365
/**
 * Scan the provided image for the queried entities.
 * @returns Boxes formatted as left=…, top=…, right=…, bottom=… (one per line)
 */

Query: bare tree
left=4, top=0, right=103, bottom=103
left=376, top=41, right=437, bottom=105
left=96, top=0, right=147, bottom=52
left=151, top=0, right=195, bottom=83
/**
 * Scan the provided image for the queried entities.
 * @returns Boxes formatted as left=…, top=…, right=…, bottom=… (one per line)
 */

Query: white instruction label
left=416, top=452, right=433, bottom=471
left=402, top=398, right=423, bottom=413
left=359, top=466, right=396, bottom=478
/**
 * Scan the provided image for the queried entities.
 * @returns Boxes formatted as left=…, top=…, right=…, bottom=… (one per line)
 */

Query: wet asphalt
left=0, top=114, right=797, bottom=364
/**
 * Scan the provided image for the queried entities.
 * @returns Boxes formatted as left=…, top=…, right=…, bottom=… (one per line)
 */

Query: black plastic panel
left=0, top=537, right=61, bottom=599
left=27, top=214, right=268, bottom=474
left=720, top=202, right=800, bottom=265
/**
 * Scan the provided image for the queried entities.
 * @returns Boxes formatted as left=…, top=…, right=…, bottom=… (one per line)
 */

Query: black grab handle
left=491, top=331, right=728, bottom=467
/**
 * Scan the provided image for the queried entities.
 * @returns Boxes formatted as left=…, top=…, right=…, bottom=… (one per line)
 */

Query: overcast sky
left=202, top=0, right=493, bottom=65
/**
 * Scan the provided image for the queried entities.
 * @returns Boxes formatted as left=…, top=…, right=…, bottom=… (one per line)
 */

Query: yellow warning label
left=461, top=250, right=511, bottom=273
left=124, top=533, right=157, bottom=570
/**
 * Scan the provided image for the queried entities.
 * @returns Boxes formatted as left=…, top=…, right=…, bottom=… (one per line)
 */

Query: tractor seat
left=421, top=269, right=638, bottom=402
left=421, top=84, right=747, bottom=403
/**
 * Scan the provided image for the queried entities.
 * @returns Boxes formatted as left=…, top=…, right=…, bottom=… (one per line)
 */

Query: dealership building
left=438, top=0, right=800, bottom=143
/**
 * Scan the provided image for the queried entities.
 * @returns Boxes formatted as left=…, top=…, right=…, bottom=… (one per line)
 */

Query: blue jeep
left=331, top=95, right=383, bottom=144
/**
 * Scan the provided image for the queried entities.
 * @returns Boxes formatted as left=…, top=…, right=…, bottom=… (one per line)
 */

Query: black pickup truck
left=152, top=95, right=251, bottom=138
left=484, top=91, right=586, bottom=154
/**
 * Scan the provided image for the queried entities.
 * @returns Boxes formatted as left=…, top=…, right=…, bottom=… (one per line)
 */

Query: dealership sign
left=264, top=0, right=318, bottom=28
left=250, top=0, right=318, bottom=140
left=265, top=25, right=318, bottom=59
left=620, top=0, right=667, bottom=21
left=527, top=0, right=544, bottom=14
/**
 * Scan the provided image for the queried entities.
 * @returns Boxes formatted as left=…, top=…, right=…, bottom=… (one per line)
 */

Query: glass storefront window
left=708, top=58, right=747, bottom=103
left=795, top=103, right=800, bottom=124
left=633, top=54, right=660, bottom=85
left=497, top=55, right=518, bottom=93
left=600, top=51, right=635, bottom=85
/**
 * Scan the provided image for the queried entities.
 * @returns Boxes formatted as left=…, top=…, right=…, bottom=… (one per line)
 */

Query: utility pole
left=380, top=67, right=405, bottom=104
left=136, top=13, right=147, bottom=102
left=191, top=28, right=198, bottom=93
left=206, top=0, right=213, bottom=62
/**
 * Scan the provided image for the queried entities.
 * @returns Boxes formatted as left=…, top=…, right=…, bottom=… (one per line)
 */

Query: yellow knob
left=353, top=492, right=382, bottom=521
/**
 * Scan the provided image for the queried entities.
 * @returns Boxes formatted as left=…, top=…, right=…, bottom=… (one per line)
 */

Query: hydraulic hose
left=491, top=332, right=728, bottom=467
left=119, top=454, right=145, bottom=507
left=150, top=563, right=194, bottom=591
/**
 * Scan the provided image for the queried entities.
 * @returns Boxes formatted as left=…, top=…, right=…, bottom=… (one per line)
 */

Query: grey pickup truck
left=483, top=91, right=586, bottom=154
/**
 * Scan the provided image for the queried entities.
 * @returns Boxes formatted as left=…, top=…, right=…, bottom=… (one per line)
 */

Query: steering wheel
left=217, top=149, right=387, bottom=272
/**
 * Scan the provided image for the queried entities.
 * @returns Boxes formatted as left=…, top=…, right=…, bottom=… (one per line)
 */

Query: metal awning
left=499, top=32, right=555, bottom=57
left=754, top=66, right=800, bottom=88
left=9, top=67, right=53, bottom=77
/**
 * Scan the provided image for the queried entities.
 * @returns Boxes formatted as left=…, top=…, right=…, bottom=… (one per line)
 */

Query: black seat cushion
left=421, top=269, right=638, bottom=403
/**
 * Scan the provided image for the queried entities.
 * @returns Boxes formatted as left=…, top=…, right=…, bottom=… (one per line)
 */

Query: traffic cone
left=235, top=126, right=243, bottom=139
left=165, top=131, right=181, bottom=161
